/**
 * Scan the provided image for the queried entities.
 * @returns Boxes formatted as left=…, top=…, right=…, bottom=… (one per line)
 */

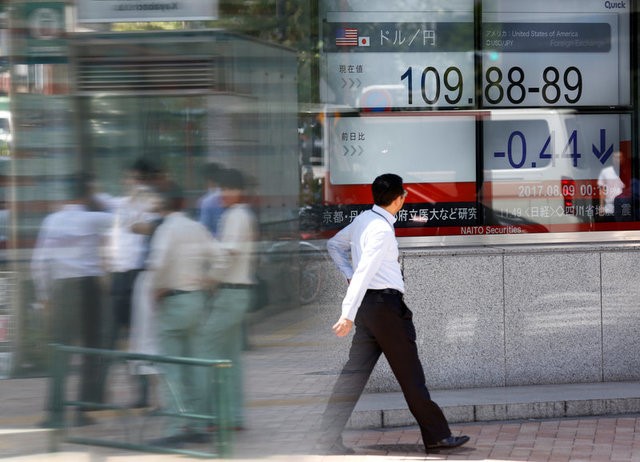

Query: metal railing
left=49, top=344, right=233, bottom=458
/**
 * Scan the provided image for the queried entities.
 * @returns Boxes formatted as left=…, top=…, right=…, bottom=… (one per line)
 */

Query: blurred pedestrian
left=146, top=181, right=221, bottom=442
left=196, top=168, right=258, bottom=430
left=31, top=172, right=113, bottom=427
left=127, top=178, right=167, bottom=409
left=107, top=158, right=158, bottom=348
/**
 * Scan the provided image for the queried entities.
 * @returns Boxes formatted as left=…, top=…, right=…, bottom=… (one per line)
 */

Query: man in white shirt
left=107, top=159, right=159, bottom=347
left=322, top=173, right=469, bottom=454
left=196, top=168, right=257, bottom=430
left=31, top=173, right=114, bottom=427
left=146, top=181, right=221, bottom=441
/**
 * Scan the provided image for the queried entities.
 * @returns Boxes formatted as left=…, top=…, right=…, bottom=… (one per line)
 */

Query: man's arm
left=326, top=223, right=354, bottom=281
left=327, top=223, right=355, bottom=337
left=146, top=222, right=171, bottom=301
left=340, top=226, right=390, bottom=321
left=329, top=221, right=392, bottom=337
left=31, top=217, right=52, bottom=303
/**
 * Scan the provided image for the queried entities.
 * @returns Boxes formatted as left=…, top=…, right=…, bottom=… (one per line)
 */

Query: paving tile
left=2, top=305, right=640, bottom=461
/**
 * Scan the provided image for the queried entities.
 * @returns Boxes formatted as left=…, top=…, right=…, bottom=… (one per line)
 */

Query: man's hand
left=332, top=317, right=353, bottom=337
left=154, top=289, right=169, bottom=304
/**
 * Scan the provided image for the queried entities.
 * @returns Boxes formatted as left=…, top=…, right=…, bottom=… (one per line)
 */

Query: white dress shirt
left=147, top=211, right=221, bottom=292
left=327, top=204, right=405, bottom=321
left=108, top=187, right=159, bottom=272
left=31, top=204, right=114, bottom=302
left=213, top=203, right=257, bottom=285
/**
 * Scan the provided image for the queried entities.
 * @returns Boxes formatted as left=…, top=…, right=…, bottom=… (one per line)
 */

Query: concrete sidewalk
left=2, top=414, right=640, bottom=461
left=1, top=303, right=640, bottom=460
left=353, top=381, right=640, bottom=429
left=1, top=377, right=640, bottom=461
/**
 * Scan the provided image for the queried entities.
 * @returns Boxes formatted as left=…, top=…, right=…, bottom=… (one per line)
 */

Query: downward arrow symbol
left=592, top=129, right=614, bottom=165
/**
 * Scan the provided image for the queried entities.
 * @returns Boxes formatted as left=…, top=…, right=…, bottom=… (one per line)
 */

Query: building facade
left=0, top=0, right=639, bottom=388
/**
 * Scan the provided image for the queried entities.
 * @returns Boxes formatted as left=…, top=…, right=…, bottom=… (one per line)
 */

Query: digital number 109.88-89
left=399, top=65, right=582, bottom=106
left=484, top=66, right=582, bottom=105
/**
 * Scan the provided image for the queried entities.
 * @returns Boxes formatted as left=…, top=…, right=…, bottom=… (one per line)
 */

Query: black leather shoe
left=150, top=434, right=187, bottom=448
left=182, top=431, right=211, bottom=444
left=73, top=411, right=96, bottom=427
left=425, top=435, right=470, bottom=450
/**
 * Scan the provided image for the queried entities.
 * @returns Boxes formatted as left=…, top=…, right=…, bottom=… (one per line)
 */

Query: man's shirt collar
left=372, top=204, right=397, bottom=225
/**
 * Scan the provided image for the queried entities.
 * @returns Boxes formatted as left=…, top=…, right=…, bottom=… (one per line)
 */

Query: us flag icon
left=336, top=28, right=358, bottom=46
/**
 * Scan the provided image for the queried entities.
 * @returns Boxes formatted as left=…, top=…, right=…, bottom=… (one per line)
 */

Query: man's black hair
left=372, top=173, right=404, bottom=206
left=70, top=172, right=93, bottom=201
left=218, top=168, right=246, bottom=190
left=129, top=158, right=157, bottom=180
left=161, top=180, right=185, bottom=212
left=203, top=162, right=223, bottom=182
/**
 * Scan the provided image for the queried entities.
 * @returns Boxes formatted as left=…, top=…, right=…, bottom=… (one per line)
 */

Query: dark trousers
left=320, top=290, right=451, bottom=446
left=47, top=276, right=108, bottom=411
left=110, top=269, right=141, bottom=344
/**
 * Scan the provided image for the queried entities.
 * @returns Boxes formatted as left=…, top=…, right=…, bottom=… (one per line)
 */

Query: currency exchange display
left=317, top=0, right=632, bottom=238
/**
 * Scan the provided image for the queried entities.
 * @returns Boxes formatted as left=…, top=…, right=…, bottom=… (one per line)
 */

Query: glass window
left=314, top=0, right=634, bottom=240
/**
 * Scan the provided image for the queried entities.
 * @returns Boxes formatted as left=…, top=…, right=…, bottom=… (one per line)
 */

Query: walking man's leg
left=370, top=294, right=469, bottom=450
left=318, top=318, right=380, bottom=453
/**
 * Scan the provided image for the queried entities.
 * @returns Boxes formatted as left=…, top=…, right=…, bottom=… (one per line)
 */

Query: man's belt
left=366, top=288, right=403, bottom=297
left=163, top=289, right=191, bottom=298
left=219, top=283, right=254, bottom=289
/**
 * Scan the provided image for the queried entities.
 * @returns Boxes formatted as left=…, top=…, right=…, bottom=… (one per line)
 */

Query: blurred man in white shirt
left=146, top=181, right=220, bottom=442
left=196, top=168, right=257, bottom=431
left=107, top=158, right=159, bottom=346
left=31, top=173, right=113, bottom=427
